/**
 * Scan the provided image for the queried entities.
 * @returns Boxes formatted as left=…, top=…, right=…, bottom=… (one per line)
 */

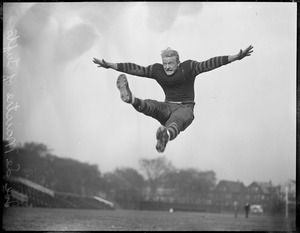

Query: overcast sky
left=3, top=2, right=296, bottom=186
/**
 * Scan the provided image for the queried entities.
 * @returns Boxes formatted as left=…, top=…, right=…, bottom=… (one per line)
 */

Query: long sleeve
left=116, top=63, right=154, bottom=78
left=190, top=56, right=230, bottom=77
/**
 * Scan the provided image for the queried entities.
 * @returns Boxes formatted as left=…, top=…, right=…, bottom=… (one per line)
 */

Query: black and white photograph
left=2, top=2, right=297, bottom=231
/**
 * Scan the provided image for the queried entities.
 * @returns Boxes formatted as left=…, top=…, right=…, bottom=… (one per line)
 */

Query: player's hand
left=237, top=45, right=254, bottom=60
left=93, top=58, right=111, bottom=69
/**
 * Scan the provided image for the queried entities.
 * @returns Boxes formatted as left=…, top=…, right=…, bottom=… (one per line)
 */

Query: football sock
left=167, top=123, right=179, bottom=141
left=132, top=96, right=140, bottom=108
left=130, top=94, right=136, bottom=104
left=132, top=98, right=151, bottom=114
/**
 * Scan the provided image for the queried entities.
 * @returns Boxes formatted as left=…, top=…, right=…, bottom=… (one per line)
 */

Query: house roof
left=248, top=181, right=279, bottom=194
left=255, top=182, right=272, bottom=194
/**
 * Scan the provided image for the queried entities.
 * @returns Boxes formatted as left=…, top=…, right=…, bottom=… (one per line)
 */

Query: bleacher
left=3, top=176, right=114, bottom=210
left=55, top=192, right=114, bottom=210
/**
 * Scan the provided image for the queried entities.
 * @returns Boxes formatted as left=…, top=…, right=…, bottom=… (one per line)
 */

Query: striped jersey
left=116, top=56, right=230, bottom=102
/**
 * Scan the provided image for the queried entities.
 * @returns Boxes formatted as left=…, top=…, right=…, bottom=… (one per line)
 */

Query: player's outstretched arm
left=228, top=45, right=254, bottom=62
left=93, top=58, right=117, bottom=70
left=93, top=58, right=153, bottom=78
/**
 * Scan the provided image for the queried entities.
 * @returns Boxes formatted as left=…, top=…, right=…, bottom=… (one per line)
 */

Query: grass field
left=3, top=207, right=296, bottom=231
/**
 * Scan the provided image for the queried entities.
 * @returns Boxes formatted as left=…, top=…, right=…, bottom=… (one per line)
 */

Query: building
left=246, top=181, right=281, bottom=212
left=211, top=180, right=247, bottom=212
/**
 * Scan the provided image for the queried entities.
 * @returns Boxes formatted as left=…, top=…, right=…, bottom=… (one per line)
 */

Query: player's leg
left=116, top=74, right=194, bottom=153
left=156, top=103, right=195, bottom=152
left=165, top=103, right=195, bottom=139
left=117, top=74, right=171, bottom=122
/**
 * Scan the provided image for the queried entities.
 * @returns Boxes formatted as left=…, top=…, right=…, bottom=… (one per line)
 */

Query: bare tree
left=139, top=156, right=175, bottom=200
left=103, top=167, right=145, bottom=208
left=164, top=168, right=216, bottom=203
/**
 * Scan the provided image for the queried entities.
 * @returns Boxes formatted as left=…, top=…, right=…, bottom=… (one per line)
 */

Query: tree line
left=3, top=141, right=217, bottom=206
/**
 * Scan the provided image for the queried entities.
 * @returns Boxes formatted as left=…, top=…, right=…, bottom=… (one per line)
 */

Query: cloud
left=145, top=2, right=203, bottom=33
left=15, top=3, right=54, bottom=48
left=56, top=17, right=97, bottom=62
left=146, top=2, right=181, bottom=32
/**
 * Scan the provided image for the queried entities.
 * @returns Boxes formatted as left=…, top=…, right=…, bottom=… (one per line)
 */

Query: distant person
left=93, top=46, right=253, bottom=152
left=233, top=201, right=238, bottom=218
left=244, top=202, right=250, bottom=218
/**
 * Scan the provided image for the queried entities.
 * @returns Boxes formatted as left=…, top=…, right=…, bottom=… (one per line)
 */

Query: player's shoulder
left=152, top=63, right=162, bottom=67
left=151, top=63, right=164, bottom=71
left=180, top=60, right=194, bottom=68
left=181, top=60, right=193, bottom=64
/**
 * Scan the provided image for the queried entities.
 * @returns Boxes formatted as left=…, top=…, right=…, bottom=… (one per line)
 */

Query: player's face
left=162, top=56, right=180, bottom=76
